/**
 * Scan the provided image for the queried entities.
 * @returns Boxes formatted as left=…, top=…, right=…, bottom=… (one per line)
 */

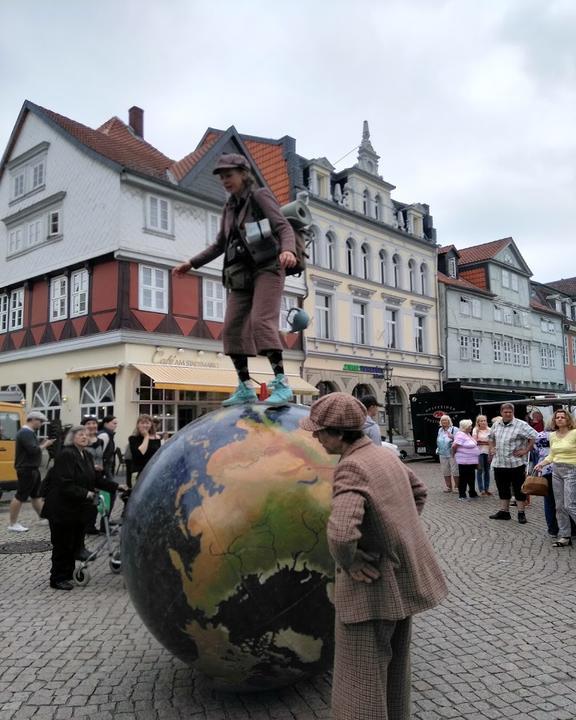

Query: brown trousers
left=332, top=616, right=412, bottom=720
left=223, top=268, right=284, bottom=356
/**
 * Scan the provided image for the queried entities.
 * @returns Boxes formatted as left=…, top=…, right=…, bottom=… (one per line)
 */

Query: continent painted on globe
left=122, top=404, right=338, bottom=692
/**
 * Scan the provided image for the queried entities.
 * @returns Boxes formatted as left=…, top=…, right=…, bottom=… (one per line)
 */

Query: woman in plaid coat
left=301, top=393, right=448, bottom=720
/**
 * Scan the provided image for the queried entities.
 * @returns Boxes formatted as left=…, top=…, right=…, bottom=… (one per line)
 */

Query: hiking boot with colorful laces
left=222, top=381, right=258, bottom=406
left=263, top=374, right=293, bottom=406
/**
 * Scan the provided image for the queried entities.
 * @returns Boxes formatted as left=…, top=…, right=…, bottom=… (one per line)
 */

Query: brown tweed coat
left=328, top=437, right=448, bottom=624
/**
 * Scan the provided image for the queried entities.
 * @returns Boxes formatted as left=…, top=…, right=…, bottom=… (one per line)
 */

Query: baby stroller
left=72, top=489, right=130, bottom=585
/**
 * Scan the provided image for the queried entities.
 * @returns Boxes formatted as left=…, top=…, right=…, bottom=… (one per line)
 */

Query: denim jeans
left=476, top=453, right=491, bottom=493
left=552, top=464, right=576, bottom=538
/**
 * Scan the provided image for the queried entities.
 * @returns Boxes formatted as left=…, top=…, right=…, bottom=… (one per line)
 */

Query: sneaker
left=222, top=381, right=258, bottom=407
left=517, top=512, right=527, bottom=524
left=263, top=374, right=293, bottom=406
left=489, top=510, right=511, bottom=520
left=510, top=498, right=517, bottom=507
left=7, top=523, right=29, bottom=532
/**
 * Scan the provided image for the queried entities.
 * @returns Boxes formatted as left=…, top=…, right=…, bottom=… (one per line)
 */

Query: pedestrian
left=436, top=415, right=459, bottom=492
left=531, top=429, right=557, bottom=536
left=534, top=409, right=576, bottom=547
left=128, top=414, right=161, bottom=481
left=488, top=403, right=537, bottom=524
left=451, top=419, right=480, bottom=501
left=360, top=395, right=383, bottom=446
left=172, top=153, right=297, bottom=407
left=97, top=415, right=118, bottom=526
left=8, top=411, right=55, bottom=532
left=81, top=415, right=104, bottom=535
left=299, top=392, right=448, bottom=720
left=41, top=425, right=125, bottom=590
left=473, top=415, right=492, bottom=495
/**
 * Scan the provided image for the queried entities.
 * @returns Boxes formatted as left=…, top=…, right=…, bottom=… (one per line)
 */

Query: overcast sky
left=1, top=0, right=574, bottom=284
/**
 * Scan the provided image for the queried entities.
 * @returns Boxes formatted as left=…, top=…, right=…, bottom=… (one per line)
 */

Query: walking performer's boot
left=263, top=374, right=293, bottom=406
left=222, top=381, right=258, bottom=406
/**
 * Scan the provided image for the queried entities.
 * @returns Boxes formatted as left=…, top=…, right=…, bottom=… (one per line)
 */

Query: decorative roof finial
left=362, top=120, right=371, bottom=144
left=357, top=120, right=380, bottom=175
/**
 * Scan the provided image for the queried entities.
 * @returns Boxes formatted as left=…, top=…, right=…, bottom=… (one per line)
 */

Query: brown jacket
left=190, top=187, right=295, bottom=269
left=328, top=437, right=448, bottom=623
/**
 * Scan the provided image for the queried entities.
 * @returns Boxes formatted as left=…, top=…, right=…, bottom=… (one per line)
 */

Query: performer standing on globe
left=300, top=392, right=448, bottom=720
left=172, top=153, right=297, bottom=406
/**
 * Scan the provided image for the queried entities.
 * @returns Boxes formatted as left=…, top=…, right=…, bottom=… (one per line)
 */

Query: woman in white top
left=473, top=415, right=492, bottom=496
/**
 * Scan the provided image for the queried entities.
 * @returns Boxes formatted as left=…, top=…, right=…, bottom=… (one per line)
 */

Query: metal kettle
left=286, top=307, right=310, bottom=333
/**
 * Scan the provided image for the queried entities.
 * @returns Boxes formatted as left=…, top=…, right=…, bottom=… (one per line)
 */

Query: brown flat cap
left=212, top=153, right=251, bottom=174
left=300, top=392, right=367, bottom=432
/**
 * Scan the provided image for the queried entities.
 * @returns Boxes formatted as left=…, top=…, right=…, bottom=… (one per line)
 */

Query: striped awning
left=132, top=363, right=319, bottom=395
left=66, top=365, right=121, bottom=379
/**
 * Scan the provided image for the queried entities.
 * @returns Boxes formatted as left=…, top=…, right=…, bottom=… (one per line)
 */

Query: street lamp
left=383, top=361, right=394, bottom=444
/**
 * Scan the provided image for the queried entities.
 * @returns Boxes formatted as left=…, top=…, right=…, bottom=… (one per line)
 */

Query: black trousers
left=458, top=464, right=479, bottom=499
left=49, top=520, right=85, bottom=583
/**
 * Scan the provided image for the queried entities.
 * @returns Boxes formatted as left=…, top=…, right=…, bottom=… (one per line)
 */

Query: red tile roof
left=530, top=300, right=563, bottom=317
left=437, top=272, right=494, bottom=296
left=39, top=105, right=174, bottom=178
left=437, top=244, right=458, bottom=255
left=172, top=129, right=292, bottom=204
left=545, top=277, right=576, bottom=296
left=457, top=238, right=512, bottom=265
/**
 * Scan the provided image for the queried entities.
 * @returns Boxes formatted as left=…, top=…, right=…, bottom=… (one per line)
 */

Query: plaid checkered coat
left=328, top=437, right=448, bottom=623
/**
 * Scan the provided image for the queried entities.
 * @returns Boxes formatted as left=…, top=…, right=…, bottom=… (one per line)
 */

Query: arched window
left=316, top=381, right=339, bottom=397
left=346, top=238, right=355, bottom=276
left=360, top=243, right=370, bottom=280
left=352, top=383, right=375, bottom=400
left=420, top=263, right=427, bottom=295
left=325, top=232, right=336, bottom=270
left=374, top=195, right=381, bottom=220
left=80, top=376, right=115, bottom=419
left=309, top=227, right=319, bottom=265
left=392, top=254, right=401, bottom=288
left=362, top=189, right=370, bottom=215
left=378, top=249, right=387, bottom=285
left=32, top=381, right=61, bottom=439
left=408, top=260, right=416, bottom=292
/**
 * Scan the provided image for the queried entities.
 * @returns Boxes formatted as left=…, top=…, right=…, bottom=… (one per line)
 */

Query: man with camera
left=8, top=411, right=55, bottom=532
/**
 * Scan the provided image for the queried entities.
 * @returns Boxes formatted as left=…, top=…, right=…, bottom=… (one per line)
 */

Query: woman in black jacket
left=42, top=425, right=123, bottom=590
left=128, top=414, right=161, bottom=482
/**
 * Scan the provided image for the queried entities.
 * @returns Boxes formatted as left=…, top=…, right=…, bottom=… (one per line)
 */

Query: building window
left=71, top=269, right=89, bottom=317
left=12, top=170, right=26, bottom=199
left=9, top=288, right=24, bottom=330
left=147, top=195, right=171, bottom=233
left=308, top=228, right=318, bottom=265
left=572, top=337, right=576, bottom=366
left=494, top=305, right=502, bottom=322
left=353, top=301, right=367, bottom=345
left=415, top=316, right=425, bottom=353
left=315, top=293, right=332, bottom=340
left=385, top=308, right=397, bottom=349
left=392, top=255, right=400, bottom=288
left=206, top=213, right=220, bottom=246
left=471, top=336, right=481, bottom=361
left=460, top=335, right=470, bottom=360
left=379, top=250, right=387, bottom=285
left=346, top=239, right=355, bottom=276
left=0, top=294, right=8, bottom=333
left=362, top=189, right=369, bottom=215
left=420, top=264, right=427, bottom=295
left=447, top=257, right=457, bottom=278
left=522, top=343, right=530, bottom=366
left=8, top=228, right=23, bottom=254
left=408, top=260, right=416, bottom=292
left=326, top=232, right=336, bottom=270
left=279, top=295, right=298, bottom=332
left=493, top=339, right=502, bottom=363
left=374, top=195, right=381, bottom=220
left=27, top=219, right=43, bottom=248
left=460, top=297, right=471, bottom=316
left=549, top=346, right=556, bottom=369
left=32, top=160, right=45, bottom=189
left=503, top=308, right=513, bottom=324
left=471, top=299, right=482, bottom=318
left=203, top=278, right=226, bottom=321
left=48, top=210, right=61, bottom=236
left=503, top=339, right=512, bottom=364
left=565, top=336, right=569, bottom=364
left=360, top=244, right=370, bottom=280
left=32, top=380, right=61, bottom=440
left=50, top=276, right=68, bottom=321
left=139, top=265, right=168, bottom=313
left=547, top=320, right=555, bottom=334
left=80, top=376, right=115, bottom=420
left=540, top=345, right=549, bottom=369
left=513, top=341, right=521, bottom=365
left=502, top=269, right=510, bottom=288
left=137, top=374, right=176, bottom=434
left=511, top=274, right=518, bottom=291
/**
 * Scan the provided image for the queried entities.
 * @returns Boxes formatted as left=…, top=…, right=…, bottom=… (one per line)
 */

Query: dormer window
left=447, top=257, right=457, bottom=278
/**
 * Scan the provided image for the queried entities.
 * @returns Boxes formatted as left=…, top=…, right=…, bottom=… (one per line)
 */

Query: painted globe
left=122, top=403, right=337, bottom=692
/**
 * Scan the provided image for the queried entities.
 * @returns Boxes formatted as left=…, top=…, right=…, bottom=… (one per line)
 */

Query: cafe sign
left=151, top=349, right=220, bottom=369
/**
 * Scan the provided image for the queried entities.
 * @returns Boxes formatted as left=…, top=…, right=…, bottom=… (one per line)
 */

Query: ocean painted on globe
left=122, top=403, right=338, bottom=691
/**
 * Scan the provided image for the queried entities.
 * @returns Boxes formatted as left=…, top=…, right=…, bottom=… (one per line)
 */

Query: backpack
left=249, top=191, right=310, bottom=277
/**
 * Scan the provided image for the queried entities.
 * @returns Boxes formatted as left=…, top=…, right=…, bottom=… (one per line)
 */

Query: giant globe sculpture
left=122, top=403, right=337, bottom=692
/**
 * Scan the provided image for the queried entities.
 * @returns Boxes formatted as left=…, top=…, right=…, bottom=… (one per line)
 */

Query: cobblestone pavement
left=1, top=462, right=576, bottom=720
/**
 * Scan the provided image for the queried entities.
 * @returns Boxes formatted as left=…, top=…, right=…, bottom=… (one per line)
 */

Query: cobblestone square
left=2, top=462, right=576, bottom=720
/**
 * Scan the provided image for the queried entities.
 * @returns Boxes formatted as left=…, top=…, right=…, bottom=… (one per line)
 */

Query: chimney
left=128, top=106, right=144, bottom=138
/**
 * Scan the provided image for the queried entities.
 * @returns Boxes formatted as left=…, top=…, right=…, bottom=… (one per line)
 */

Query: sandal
left=552, top=537, right=572, bottom=548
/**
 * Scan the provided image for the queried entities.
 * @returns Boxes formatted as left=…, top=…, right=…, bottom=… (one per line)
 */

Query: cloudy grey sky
left=1, top=0, right=574, bottom=284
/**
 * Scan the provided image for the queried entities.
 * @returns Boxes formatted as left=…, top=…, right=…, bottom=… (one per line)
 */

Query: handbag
left=521, top=474, right=548, bottom=497
left=243, top=217, right=279, bottom=267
